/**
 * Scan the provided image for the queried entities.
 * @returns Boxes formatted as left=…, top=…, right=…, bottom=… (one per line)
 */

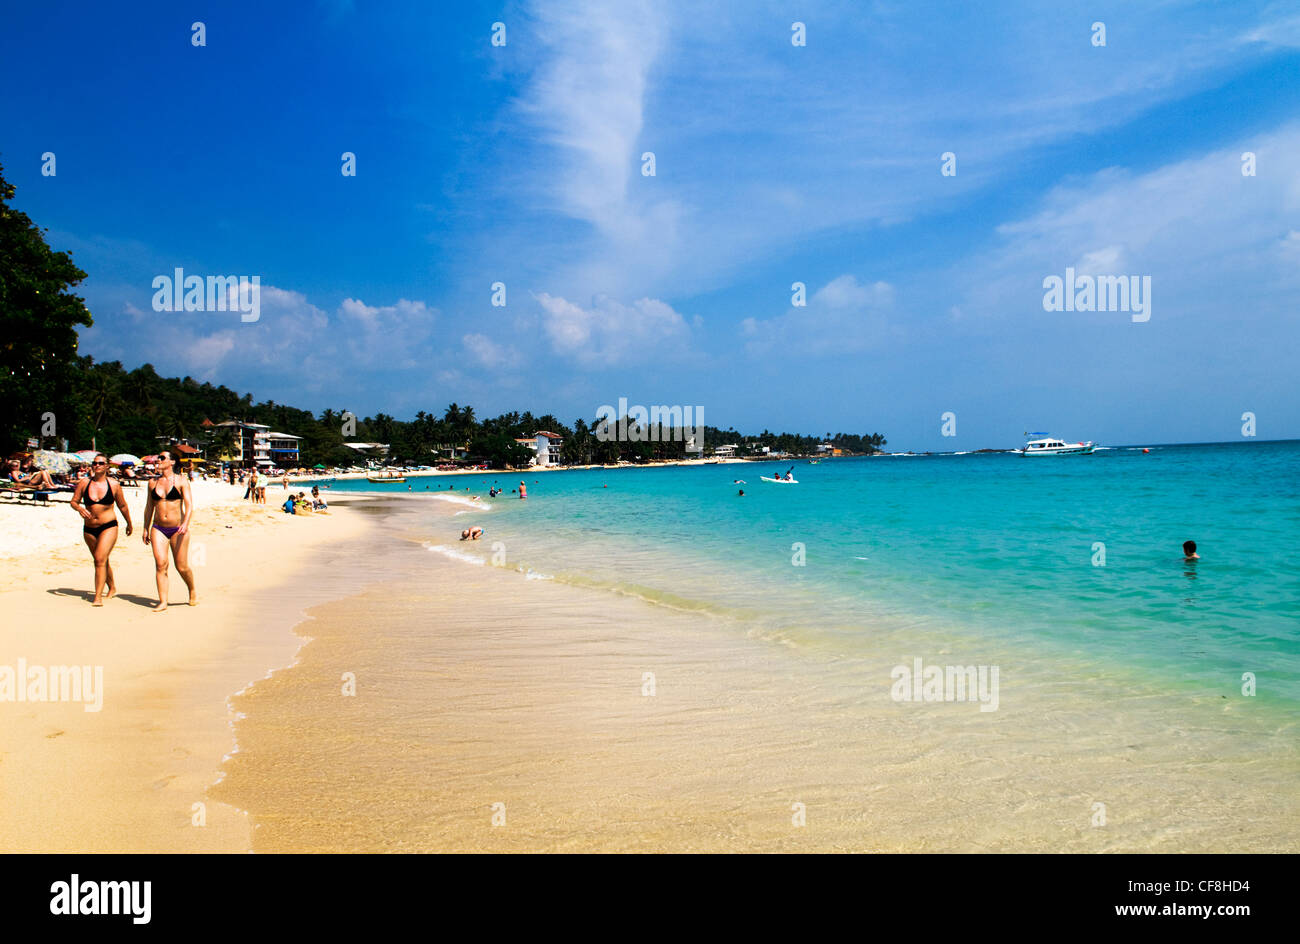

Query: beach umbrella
left=62, top=452, right=90, bottom=466
left=313, top=463, right=326, bottom=469
left=74, top=449, right=99, bottom=462
left=110, top=453, right=141, bottom=467
left=31, top=449, right=71, bottom=474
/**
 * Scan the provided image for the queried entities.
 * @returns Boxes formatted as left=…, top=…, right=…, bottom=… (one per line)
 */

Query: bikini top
left=87, top=479, right=116, bottom=506
left=153, top=479, right=183, bottom=502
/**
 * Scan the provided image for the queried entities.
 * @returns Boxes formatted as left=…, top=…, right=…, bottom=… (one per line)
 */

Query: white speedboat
left=1020, top=436, right=1096, bottom=456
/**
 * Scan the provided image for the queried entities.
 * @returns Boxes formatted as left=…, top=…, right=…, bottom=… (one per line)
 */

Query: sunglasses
left=92, top=460, right=108, bottom=466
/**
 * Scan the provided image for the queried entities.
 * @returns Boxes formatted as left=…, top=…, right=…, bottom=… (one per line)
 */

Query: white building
left=515, top=431, right=564, bottom=466
left=714, top=443, right=738, bottom=458
left=535, top=431, right=563, bottom=466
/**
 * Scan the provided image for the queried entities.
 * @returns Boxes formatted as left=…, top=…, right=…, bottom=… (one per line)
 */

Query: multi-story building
left=266, top=431, right=302, bottom=467
left=213, top=420, right=272, bottom=467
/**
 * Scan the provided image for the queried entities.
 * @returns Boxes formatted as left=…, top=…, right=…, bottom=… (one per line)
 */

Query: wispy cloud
left=741, top=275, right=895, bottom=356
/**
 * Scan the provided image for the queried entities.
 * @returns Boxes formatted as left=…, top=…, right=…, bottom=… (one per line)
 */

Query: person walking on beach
left=69, top=453, right=134, bottom=606
left=141, top=450, right=197, bottom=611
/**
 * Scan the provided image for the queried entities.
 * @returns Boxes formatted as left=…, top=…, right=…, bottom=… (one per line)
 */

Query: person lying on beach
left=70, top=454, right=134, bottom=606
left=460, top=527, right=484, bottom=541
left=8, top=458, right=56, bottom=490
left=1183, top=540, right=1199, bottom=560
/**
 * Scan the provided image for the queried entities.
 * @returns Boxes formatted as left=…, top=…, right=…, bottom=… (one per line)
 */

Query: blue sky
left=3, top=0, right=1298, bottom=449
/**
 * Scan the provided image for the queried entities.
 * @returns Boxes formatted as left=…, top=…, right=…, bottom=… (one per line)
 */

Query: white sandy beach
left=0, top=481, right=373, bottom=852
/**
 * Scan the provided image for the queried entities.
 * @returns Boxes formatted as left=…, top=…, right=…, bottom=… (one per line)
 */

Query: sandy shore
left=0, top=482, right=373, bottom=852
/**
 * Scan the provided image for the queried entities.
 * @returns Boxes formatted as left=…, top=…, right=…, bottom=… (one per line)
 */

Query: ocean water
left=323, top=441, right=1300, bottom=711
left=210, top=443, right=1300, bottom=851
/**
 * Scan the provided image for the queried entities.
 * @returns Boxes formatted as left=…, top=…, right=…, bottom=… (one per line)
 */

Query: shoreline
left=6, top=476, right=1297, bottom=852
left=211, top=496, right=1300, bottom=853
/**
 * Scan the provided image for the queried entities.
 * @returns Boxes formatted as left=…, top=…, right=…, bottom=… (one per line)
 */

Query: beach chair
left=0, top=486, right=57, bottom=506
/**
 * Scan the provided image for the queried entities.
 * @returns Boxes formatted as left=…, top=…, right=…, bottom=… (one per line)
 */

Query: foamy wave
left=425, top=543, right=486, bottom=565
left=524, top=570, right=554, bottom=581
left=428, top=493, right=491, bottom=509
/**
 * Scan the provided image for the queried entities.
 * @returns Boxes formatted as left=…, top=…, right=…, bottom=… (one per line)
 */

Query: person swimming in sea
left=1183, top=540, right=1199, bottom=560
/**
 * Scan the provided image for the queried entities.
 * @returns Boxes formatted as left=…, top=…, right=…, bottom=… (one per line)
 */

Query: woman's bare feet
left=91, top=596, right=104, bottom=607
left=152, top=601, right=168, bottom=613
left=188, top=593, right=199, bottom=606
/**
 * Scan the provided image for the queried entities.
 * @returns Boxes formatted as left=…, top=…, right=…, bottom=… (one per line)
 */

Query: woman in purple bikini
left=141, top=449, right=197, bottom=611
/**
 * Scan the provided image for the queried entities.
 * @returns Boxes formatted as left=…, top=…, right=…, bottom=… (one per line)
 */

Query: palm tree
left=209, top=426, right=238, bottom=462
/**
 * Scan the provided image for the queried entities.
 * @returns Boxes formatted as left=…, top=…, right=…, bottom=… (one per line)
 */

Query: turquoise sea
left=321, top=440, right=1300, bottom=712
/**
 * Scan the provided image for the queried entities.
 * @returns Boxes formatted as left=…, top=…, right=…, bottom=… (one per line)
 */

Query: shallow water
left=210, top=450, right=1300, bottom=852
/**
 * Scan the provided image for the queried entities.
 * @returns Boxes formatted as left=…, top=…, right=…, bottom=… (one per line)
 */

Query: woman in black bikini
left=70, top=454, right=134, bottom=606
left=141, top=450, right=197, bottom=611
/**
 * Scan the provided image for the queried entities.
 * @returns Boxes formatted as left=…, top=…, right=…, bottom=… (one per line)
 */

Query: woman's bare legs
left=82, top=527, right=118, bottom=605
left=150, top=527, right=170, bottom=611
left=170, top=529, right=198, bottom=605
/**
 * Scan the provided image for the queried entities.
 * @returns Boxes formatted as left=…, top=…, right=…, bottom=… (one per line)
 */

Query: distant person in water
left=1183, top=540, right=1199, bottom=560
left=519, top=481, right=527, bottom=499
left=738, top=489, right=744, bottom=496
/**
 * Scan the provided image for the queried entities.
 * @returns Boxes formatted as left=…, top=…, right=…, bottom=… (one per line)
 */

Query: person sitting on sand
left=70, top=453, right=134, bottom=606
left=282, top=494, right=296, bottom=514
left=460, top=527, right=484, bottom=541
left=311, top=486, right=328, bottom=511
left=1183, top=540, right=1199, bottom=560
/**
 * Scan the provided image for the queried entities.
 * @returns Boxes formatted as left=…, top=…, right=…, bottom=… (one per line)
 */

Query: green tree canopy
left=0, top=160, right=94, bottom=451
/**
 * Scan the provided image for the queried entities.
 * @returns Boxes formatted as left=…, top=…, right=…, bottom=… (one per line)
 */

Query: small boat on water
left=760, top=475, right=799, bottom=484
left=1020, top=435, right=1097, bottom=456
left=366, top=470, right=407, bottom=483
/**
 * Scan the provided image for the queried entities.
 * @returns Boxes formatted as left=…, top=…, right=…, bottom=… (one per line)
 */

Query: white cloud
left=741, top=275, right=895, bottom=356
left=535, top=291, right=694, bottom=367
left=951, top=123, right=1300, bottom=330
left=462, top=332, right=522, bottom=369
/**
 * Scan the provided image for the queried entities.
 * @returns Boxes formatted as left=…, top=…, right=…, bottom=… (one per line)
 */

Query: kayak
left=760, top=476, right=798, bottom=484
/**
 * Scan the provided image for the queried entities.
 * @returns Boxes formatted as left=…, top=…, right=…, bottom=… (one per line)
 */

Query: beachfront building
left=713, top=444, right=738, bottom=458
left=213, top=420, right=272, bottom=467
left=514, top=432, right=564, bottom=467
left=342, top=442, right=390, bottom=459
left=266, top=431, right=302, bottom=467
left=535, top=431, right=563, bottom=466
